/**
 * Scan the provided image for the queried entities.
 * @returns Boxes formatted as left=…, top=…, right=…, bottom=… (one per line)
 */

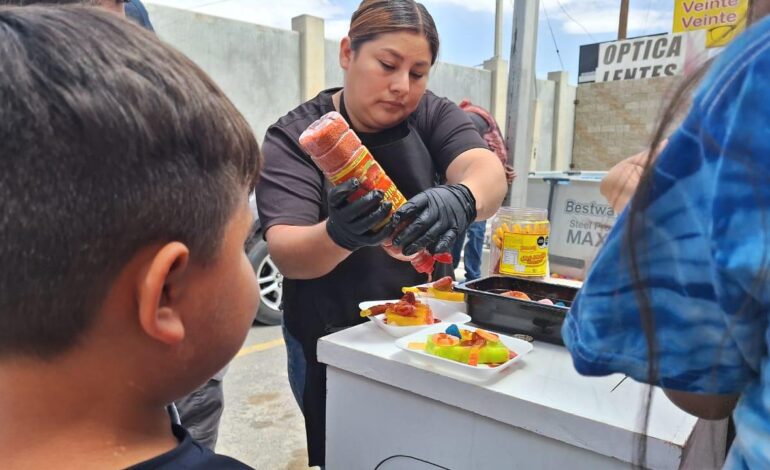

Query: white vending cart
left=320, top=321, right=726, bottom=470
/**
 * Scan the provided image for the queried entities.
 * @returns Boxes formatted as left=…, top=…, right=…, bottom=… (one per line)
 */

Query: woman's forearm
left=600, top=159, right=644, bottom=213
left=447, top=148, right=508, bottom=220
left=265, top=223, right=351, bottom=279
left=663, top=388, right=739, bottom=420
left=601, top=138, right=669, bottom=213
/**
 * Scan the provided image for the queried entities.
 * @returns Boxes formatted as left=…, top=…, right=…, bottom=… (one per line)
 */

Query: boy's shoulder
left=127, top=425, right=253, bottom=470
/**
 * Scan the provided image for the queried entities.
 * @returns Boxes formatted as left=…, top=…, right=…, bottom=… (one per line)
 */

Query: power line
left=150, top=0, right=243, bottom=31
left=541, top=1, right=565, bottom=70
left=642, top=0, right=653, bottom=35
left=188, top=0, right=240, bottom=9
left=553, top=0, right=596, bottom=41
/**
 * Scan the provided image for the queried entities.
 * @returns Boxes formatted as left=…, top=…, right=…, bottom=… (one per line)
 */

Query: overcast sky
left=145, top=0, right=675, bottom=83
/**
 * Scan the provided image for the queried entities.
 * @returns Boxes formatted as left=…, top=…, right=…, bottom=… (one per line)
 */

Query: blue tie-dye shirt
left=563, top=17, right=770, bottom=470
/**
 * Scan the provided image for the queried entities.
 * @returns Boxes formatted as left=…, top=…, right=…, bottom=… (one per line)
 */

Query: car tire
left=248, top=238, right=283, bottom=326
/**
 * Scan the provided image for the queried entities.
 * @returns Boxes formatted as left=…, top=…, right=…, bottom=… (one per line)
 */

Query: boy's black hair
left=0, top=0, right=100, bottom=4
left=0, top=5, right=260, bottom=359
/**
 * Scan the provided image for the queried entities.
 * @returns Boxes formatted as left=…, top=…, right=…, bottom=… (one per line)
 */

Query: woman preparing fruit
left=254, top=0, right=507, bottom=466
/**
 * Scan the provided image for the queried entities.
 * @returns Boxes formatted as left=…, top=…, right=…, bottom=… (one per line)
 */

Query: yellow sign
left=673, top=0, right=748, bottom=48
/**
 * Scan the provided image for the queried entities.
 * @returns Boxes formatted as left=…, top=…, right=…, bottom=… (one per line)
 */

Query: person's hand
left=390, top=184, right=477, bottom=256
left=601, top=138, right=668, bottom=213
left=326, top=178, right=394, bottom=251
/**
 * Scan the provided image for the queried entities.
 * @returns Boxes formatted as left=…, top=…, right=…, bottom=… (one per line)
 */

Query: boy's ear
left=339, top=36, right=353, bottom=70
left=136, top=242, right=191, bottom=346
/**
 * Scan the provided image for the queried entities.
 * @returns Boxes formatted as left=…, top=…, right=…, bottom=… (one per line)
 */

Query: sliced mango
left=427, top=287, right=464, bottom=302
left=475, top=329, right=500, bottom=343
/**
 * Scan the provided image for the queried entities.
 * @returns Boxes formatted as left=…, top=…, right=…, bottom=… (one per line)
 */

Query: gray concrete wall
left=147, top=5, right=301, bottom=143
left=527, top=77, right=577, bottom=172
left=532, top=79, right=555, bottom=172
left=322, top=52, right=492, bottom=109
left=325, top=39, right=344, bottom=89
left=323, top=51, right=493, bottom=109
left=293, top=15, right=325, bottom=102
left=428, top=61, right=492, bottom=109
left=548, top=71, right=576, bottom=172
left=483, top=58, right=508, bottom=127
left=560, top=85, right=577, bottom=170
left=145, top=5, right=571, bottom=161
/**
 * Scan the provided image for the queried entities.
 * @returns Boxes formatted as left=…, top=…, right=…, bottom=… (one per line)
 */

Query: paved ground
left=216, top=324, right=318, bottom=470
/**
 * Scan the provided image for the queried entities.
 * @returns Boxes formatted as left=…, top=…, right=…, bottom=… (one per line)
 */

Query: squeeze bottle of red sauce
left=299, top=111, right=437, bottom=275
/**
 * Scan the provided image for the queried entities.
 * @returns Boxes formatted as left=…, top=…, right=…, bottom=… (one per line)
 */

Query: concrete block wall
left=427, top=62, right=492, bottom=110
left=325, top=38, right=344, bottom=88
left=571, top=75, right=685, bottom=170
left=293, top=15, right=325, bottom=102
left=549, top=71, right=576, bottom=172
left=145, top=4, right=575, bottom=167
left=323, top=40, right=492, bottom=111
left=532, top=79, right=555, bottom=172
left=147, top=5, right=301, bottom=144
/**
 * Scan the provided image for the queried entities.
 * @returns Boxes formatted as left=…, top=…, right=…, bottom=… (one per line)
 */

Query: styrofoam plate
left=394, top=323, right=533, bottom=381
left=411, top=282, right=467, bottom=314
left=359, top=298, right=471, bottom=338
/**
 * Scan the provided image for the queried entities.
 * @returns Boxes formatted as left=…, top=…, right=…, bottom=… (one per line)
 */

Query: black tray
left=454, top=276, right=579, bottom=345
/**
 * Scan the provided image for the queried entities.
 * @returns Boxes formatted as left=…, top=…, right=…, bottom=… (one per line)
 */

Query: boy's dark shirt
left=126, top=424, right=252, bottom=469
left=125, top=0, right=155, bottom=32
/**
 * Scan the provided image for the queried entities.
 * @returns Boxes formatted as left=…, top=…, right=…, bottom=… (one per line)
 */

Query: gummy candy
left=445, top=324, right=462, bottom=339
left=425, top=328, right=511, bottom=365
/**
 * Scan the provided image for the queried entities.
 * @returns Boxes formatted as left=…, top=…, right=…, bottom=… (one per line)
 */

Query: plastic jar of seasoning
left=489, top=207, right=550, bottom=278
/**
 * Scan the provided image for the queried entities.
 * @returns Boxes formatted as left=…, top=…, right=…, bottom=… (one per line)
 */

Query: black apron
left=283, top=107, right=453, bottom=466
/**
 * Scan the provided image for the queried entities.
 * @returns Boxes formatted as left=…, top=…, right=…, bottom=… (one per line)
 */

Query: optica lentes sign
left=596, top=30, right=707, bottom=82
left=673, top=0, right=748, bottom=47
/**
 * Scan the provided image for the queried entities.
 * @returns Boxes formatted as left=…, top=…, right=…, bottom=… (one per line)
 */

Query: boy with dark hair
left=0, top=5, right=259, bottom=469
left=0, top=0, right=127, bottom=13
left=0, top=1, right=154, bottom=29
left=1, top=0, right=232, bottom=451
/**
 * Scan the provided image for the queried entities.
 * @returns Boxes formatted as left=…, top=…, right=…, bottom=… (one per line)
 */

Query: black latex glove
left=390, top=184, right=477, bottom=256
left=326, top=178, right=394, bottom=251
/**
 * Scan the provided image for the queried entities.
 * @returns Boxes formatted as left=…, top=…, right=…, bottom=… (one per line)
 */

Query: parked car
left=247, top=195, right=283, bottom=325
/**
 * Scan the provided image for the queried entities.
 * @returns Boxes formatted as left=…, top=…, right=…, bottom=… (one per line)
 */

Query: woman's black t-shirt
left=256, top=87, right=485, bottom=342
left=257, top=87, right=485, bottom=340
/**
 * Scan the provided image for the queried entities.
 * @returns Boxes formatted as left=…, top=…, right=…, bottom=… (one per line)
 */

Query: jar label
left=499, top=232, right=549, bottom=277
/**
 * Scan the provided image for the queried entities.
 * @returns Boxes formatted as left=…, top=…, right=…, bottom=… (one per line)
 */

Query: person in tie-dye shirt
left=563, top=2, right=770, bottom=468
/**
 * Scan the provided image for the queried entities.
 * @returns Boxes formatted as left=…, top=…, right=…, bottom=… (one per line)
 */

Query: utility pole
left=505, top=0, right=539, bottom=207
left=618, top=0, right=630, bottom=40
left=485, top=0, right=508, bottom=127
left=494, top=0, right=504, bottom=58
